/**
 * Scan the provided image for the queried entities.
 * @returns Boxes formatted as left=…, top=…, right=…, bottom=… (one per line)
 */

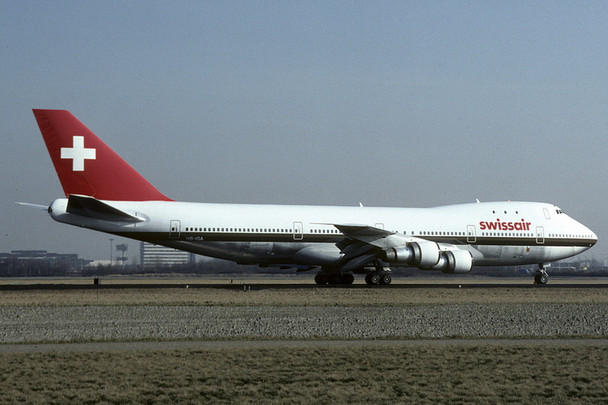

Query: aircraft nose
left=590, top=230, right=598, bottom=245
left=573, top=217, right=597, bottom=246
left=585, top=226, right=598, bottom=246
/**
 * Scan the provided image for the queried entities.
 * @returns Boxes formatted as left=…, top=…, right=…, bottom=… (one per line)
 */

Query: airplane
left=25, top=109, right=597, bottom=285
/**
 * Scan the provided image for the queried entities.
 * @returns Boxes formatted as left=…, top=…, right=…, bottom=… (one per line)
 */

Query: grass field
left=2, top=344, right=607, bottom=404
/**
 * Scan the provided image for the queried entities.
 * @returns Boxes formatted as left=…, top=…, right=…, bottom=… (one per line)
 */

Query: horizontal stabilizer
left=66, top=195, right=143, bottom=223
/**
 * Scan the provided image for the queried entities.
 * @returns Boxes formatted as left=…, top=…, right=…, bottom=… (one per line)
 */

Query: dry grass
left=1, top=344, right=607, bottom=404
left=0, top=285, right=607, bottom=307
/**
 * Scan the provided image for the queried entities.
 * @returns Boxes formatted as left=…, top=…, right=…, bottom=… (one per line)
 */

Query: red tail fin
left=33, top=109, right=172, bottom=201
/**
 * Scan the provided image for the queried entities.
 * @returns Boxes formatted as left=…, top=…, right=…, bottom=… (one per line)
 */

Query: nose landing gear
left=534, top=263, right=549, bottom=285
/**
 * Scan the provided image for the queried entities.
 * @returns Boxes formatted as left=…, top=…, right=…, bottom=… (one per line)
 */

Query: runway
left=1, top=276, right=608, bottom=290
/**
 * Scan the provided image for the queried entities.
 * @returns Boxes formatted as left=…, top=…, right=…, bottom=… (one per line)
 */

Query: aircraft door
left=467, top=225, right=476, bottom=243
left=169, top=220, right=181, bottom=239
left=536, top=226, right=545, bottom=244
left=293, top=221, right=303, bottom=240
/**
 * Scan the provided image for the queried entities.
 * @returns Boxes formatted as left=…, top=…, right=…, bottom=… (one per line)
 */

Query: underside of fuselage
left=115, top=233, right=589, bottom=270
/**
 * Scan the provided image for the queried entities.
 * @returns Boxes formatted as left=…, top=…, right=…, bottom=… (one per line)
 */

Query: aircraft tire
left=380, top=274, right=392, bottom=285
left=341, top=273, right=355, bottom=285
left=314, top=273, right=327, bottom=285
left=534, top=270, right=549, bottom=285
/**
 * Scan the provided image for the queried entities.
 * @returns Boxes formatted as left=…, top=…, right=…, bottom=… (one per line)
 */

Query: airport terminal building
left=139, top=243, right=195, bottom=268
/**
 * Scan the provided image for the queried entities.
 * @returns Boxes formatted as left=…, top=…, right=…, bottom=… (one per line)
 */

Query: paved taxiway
left=1, top=277, right=608, bottom=290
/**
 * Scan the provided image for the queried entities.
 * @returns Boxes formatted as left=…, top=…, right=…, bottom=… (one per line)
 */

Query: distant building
left=0, top=250, right=92, bottom=276
left=140, top=243, right=194, bottom=267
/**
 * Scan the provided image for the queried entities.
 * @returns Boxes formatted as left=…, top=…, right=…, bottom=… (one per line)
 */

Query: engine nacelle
left=436, top=249, right=473, bottom=274
left=383, top=240, right=440, bottom=267
left=410, top=240, right=441, bottom=267
left=383, top=245, right=413, bottom=264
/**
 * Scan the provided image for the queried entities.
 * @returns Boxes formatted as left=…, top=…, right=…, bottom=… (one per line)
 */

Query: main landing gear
left=364, top=271, right=392, bottom=285
left=534, top=263, right=549, bottom=285
left=365, top=261, right=392, bottom=286
left=314, top=262, right=393, bottom=286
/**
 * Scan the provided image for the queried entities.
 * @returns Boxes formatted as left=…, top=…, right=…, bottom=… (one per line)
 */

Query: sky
left=1, top=1, right=607, bottom=262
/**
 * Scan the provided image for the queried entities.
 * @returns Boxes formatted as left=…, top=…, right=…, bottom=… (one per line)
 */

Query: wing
left=333, top=224, right=419, bottom=271
left=332, top=224, right=473, bottom=274
left=333, top=224, right=411, bottom=248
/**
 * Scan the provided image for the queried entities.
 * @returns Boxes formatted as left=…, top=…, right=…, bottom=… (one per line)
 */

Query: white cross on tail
left=60, top=136, right=96, bottom=171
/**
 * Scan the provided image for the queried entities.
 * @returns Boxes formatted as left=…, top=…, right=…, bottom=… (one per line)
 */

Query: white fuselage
left=48, top=199, right=597, bottom=269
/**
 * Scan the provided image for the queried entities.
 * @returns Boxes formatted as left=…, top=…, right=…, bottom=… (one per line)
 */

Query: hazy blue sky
left=1, top=1, right=607, bottom=262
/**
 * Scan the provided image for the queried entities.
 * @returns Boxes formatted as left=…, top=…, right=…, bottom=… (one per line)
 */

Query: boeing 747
left=26, top=109, right=597, bottom=285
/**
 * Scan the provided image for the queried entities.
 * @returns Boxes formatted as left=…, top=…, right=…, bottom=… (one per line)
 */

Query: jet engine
left=383, top=241, right=472, bottom=273
left=430, top=249, right=473, bottom=274
left=383, top=240, right=440, bottom=267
